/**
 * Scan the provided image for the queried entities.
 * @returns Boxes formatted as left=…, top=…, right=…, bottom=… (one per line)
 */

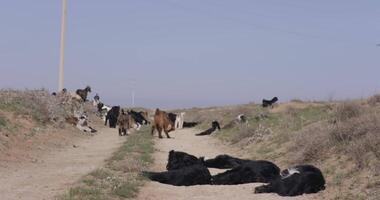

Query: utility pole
left=58, top=0, right=67, bottom=91
left=131, top=80, right=136, bottom=107
left=132, top=90, right=135, bottom=107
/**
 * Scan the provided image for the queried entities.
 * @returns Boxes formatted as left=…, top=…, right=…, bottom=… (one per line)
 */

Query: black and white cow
left=195, top=121, right=221, bottom=136
left=105, top=106, right=120, bottom=128
left=254, top=165, right=326, bottom=196
left=128, top=110, right=149, bottom=130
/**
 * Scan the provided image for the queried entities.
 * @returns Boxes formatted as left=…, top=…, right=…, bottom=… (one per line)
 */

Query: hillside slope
left=178, top=98, right=380, bottom=200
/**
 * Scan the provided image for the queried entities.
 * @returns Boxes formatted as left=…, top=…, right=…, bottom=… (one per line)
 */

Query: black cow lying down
left=195, top=121, right=221, bottom=136
left=182, top=121, right=199, bottom=128
left=204, top=154, right=250, bottom=169
left=255, top=165, right=326, bottom=196
left=166, top=150, right=204, bottom=171
left=144, top=151, right=280, bottom=186
left=142, top=165, right=212, bottom=186
left=212, top=160, right=280, bottom=185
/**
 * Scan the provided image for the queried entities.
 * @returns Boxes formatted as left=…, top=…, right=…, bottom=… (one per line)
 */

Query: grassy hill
left=177, top=97, right=380, bottom=200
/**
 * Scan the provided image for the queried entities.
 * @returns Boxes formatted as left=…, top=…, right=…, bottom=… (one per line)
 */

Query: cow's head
left=85, top=86, right=91, bottom=92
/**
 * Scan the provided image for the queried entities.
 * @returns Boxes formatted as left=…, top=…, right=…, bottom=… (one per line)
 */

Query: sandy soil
left=0, top=127, right=124, bottom=200
left=136, top=128, right=318, bottom=200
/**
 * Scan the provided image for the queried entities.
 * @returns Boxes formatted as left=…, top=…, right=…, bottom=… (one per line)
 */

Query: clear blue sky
left=1, top=0, right=379, bottom=109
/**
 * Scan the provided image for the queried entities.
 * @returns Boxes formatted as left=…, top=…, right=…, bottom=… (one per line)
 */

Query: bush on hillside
left=367, top=94, right=380, bottom=106
left=291, top=102, right=380, bottom=168
left=334, top=102, right=361, bottom=122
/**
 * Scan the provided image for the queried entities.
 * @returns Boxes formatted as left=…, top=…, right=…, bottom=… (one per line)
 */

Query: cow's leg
left=151, top=125, right=156, bottom=135
left=118, top=128, right=122, bottom=136
left=157, top=127, right=163, bottom=138
left=175, top=117, right=180, bottom=129
left=180, top=116, right=184, bottom=129
left=164, top=129, right=171, bottom=138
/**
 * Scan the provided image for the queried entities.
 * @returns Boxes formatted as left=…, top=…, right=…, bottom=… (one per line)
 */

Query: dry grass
left=292, top=102, right=380, bottom=168
left=367, top=94, right=380, bottom=106
left=0, top=89, right=78, bottom=127
left=59, top=127, right=154, bottom=200
left=333, top=102, right=361, bottom=122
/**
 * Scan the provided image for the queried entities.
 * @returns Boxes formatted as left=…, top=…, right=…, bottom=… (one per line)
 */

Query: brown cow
left=117, top=109, right=132, bottom=136
left=151, top=108, right=175, bottom=138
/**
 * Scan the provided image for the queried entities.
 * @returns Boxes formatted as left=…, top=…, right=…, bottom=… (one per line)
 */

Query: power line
left=148, top=0, right=374, bottom=48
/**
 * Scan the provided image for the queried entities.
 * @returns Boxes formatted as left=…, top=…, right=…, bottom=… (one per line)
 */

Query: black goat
left=262, top=97, right=278, bottom=108
left=76, top=86, right=91, bottom=101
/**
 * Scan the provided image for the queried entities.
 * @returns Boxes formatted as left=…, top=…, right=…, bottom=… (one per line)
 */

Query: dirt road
left=136, top=128, right=316, bottom=200
left=0, top=127, right=124, bottom=200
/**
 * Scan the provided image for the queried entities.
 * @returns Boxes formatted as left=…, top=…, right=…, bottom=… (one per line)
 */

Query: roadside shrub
left=291, top=122, right=330, bottom=163
left=334, top=102, right=361, bottom=122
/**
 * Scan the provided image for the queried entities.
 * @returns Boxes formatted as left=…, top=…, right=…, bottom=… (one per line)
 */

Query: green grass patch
left=59, top=127, right=154, bottom=200
left=113, top=182, right=140, bottom=198
left=62, top=187, right=104, bottom=200
left=0, top=115, right=7, bottom=129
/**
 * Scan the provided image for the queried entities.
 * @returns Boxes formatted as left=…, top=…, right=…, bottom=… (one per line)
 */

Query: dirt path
left=0, top=127, right=124, bottom=200
left=136, top=128, right=317, bottom=200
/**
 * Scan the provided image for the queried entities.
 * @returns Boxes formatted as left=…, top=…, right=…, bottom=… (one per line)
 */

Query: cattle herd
left=54, top=86, right=325, bottom=197
left=143, top=151, right=326, bottom=197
